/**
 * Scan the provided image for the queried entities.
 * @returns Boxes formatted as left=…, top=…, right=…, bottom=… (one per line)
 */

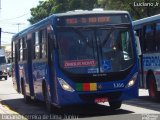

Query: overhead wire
left=0, top=13, right=30, bottom=22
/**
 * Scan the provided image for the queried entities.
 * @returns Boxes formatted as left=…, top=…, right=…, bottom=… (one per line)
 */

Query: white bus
left=133, top=14, right=160, bottom=101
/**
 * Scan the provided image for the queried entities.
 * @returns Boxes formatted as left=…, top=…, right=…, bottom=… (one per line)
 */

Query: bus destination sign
left=57, top=14, right=130, bottom=26
left=65, top=16, right=111, bottom=25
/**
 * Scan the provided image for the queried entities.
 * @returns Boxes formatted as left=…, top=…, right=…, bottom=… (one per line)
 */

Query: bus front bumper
left=56, top=82, right=138, bottom=106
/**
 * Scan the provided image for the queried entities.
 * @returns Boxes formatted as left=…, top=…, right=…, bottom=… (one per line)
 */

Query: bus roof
left=12, top=10, right=129, bottom=40
left=54, top=10, right=129, bottom=17
left=133, top=14, right=160, bottom=27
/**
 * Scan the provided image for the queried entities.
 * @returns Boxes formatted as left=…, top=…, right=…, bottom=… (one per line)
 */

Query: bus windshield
left=57, top=26, right=134, bottom=74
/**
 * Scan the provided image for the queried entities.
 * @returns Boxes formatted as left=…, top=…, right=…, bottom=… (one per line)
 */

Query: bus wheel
left=21, top=81, right=30, bottom=104
left=148, top=74, right=159, bottom=101
left=109, top=100, right=122, bottom=110
left=44, top=85, right=52, bottom=112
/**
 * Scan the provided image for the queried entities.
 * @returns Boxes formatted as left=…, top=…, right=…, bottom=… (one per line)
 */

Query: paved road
left=0, top=78, right=160, bottom=120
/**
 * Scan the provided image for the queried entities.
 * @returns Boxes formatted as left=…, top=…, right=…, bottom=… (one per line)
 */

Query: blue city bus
left=12, top=9, right=139, bottom=112
left=133, top=14, right=160, bottom=101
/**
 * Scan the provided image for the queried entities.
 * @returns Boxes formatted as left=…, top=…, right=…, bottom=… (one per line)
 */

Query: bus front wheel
left=148, top=74, right=159, bottom=101
left=109, top=100, right=122, bottom=110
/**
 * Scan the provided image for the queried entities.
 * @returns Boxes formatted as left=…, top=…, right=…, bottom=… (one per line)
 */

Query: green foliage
left=28, top=0, right=160, bottom=24
left=28, top=0, right=97, bottom=24
left=29, top=0, right=57, bottom=24
left=98, top=0, right=160, bottom=20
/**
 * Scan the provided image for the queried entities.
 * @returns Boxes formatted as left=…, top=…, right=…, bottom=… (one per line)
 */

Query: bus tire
left=148, top=74, right=159, bottom=101
left=109, top=100, right=122, bottom=110
left=44, top=84, right=53, bottom=112
left=5, top=76, right=7, bottom=80
left=21, top=81, right=30, bottom=104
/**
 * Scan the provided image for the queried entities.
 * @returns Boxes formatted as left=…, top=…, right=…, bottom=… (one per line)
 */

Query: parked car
left=0, top=49, right=7, bottom=80
left=7, top=63, right=12, bottom=77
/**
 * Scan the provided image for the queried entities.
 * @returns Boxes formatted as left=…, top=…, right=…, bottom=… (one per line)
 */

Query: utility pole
left=14, top=23, right=25, bottom=32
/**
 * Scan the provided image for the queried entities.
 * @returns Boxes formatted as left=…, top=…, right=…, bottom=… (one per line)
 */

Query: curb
left=0, top=102, right=28, bottom=120
left=0, top=102, right=18, bottom=114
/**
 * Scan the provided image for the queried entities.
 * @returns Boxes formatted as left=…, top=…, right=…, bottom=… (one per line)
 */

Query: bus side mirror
left=135, top=32, right=142, bottom=56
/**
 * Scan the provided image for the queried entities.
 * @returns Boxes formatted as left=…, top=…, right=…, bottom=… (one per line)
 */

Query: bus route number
left=113, top=83, right=124, bottom=88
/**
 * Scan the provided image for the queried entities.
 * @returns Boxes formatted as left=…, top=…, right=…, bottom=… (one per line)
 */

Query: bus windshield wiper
left=100, top=24, right=130, bottom=47
left=100, top=27, right=115, bottom=47
left=58, top=26, right=95, bottom=48
left=71, top=27, right=94, bottom=48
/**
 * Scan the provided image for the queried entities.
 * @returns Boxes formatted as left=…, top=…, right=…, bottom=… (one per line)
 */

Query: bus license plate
left=95, top=97, right=108, bottom=103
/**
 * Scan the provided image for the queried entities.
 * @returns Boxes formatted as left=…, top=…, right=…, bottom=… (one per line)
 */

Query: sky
left=0, top=0, right=41, bottom=45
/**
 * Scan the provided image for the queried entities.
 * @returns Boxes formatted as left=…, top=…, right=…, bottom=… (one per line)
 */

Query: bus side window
left=12, top=41, right=15, bottom=63
left=23, top=37, right=27, bottom=61
left=20, top=39, right=23, bottom=61
left=32, top=33, right=35, bottom=59
left=156, top=23, right=160, bottom=51
left=35, top=31, right=40, bottom=59
left=134, top=31, right=142, bottom=56
left=142, top=26, right=146, bottom=53
left=145, top=24, right=155, bottom=53
left=39, top=31, right=42, bottom=58
left=17, top=39, right=20, bottom=62
left=41, top=29, right=47, bottom=59
left=136, top=29, right=143, bottom=53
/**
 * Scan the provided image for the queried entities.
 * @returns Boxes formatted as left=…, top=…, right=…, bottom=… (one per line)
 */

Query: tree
left=28, top=0, right=160, bottom=24
left=98, top=0, right=160, bottom=20
left=28, top=0, right=97, bottom=24
left=28, top=0, right=57, bottom=24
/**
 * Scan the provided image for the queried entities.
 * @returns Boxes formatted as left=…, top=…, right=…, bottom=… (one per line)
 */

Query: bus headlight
left=126, top=72, right=138, bottom=88
left=58, top=77, right=75, bottom=92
